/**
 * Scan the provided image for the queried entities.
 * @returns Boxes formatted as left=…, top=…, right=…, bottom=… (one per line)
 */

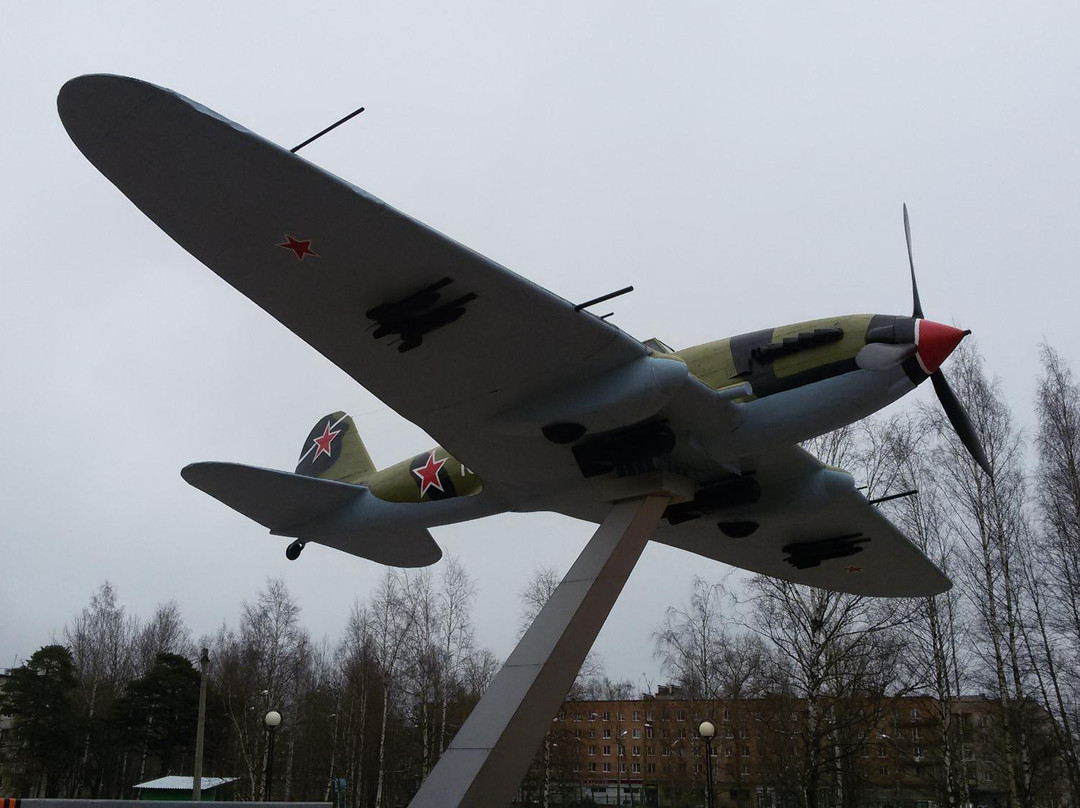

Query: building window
left=603, top=762, right=611, bottom=773
left=913, top=727, right=921, bottom=740
left=911, top=707, right=920, bottom=721
left=619, top=762, right=626, bottom=773
left=914, top=746, right=924, bottom=761
left=742, top=745, right=750, bottom=757
left=573, top=762, right=580, bottom=772
left=572, top=712, right=581, bottom=722
left=646, top=710, right=654, bottom=722
left=648, top=763, right=656, bottom=774
left=588, top=745, right=596, bottom=756
left=603, top=745, right=611, bottom=756
left=632, top=710, right=641, bottom=721
left=632, top=745, right=641, bottom=756
left=558, top=710, right=565, bottom=720
left=676, top=710, right=686, bottom=721
left=602, top=711, right=610, bottom=721
left=646, top=745, right=654, bottom=756
left=603, top=728, right=612, bottom=739
left=645, top=726, right=654, bottom=739
left=878, top=746, right=888, bottom=758
left=880, top=765, right=889, bottom=777
left=725, top=746, right=733, bottom=757
left=588, top=729, right=596, bottom=739
left=741, top=763, right=750, bottom=776
left=725, top=727, right=734, bottom=739
left=618, top=711, right=625, bottom=721
left=574, top=728, right=581, bottom=738
left=632, top=763, right=641, bottom=773
left=632, top=729, right=641, bottom=739
left=588, top=762, right=597, bottom=772
left=739, top=727, right=749, bottom=739
left=723, top=707, right=731, bottom=721
left=589, top=712, right=597, bottom=721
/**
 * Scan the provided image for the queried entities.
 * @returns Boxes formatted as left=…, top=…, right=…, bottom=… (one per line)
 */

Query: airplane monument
left=59, top=74, right=987, bottom=807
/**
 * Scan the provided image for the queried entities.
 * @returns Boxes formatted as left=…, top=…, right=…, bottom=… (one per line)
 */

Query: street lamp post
left=698, top=721, right=716, bottom=808
left=616, top=730, right=624, bottom=806
left=192, top=647, right=209, bottom=801
left=264, top=710, right=282, bottom=800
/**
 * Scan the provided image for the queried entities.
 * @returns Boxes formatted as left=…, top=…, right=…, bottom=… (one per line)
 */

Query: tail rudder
left=295, top=412, right=375, bottom=482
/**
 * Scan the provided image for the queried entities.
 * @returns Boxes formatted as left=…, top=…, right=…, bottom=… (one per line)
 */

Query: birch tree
left=930, top=343, right=1034, bottom=808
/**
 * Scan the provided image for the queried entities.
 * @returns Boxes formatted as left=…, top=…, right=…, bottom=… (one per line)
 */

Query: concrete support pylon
left=408, top=492, right=673, bottom=808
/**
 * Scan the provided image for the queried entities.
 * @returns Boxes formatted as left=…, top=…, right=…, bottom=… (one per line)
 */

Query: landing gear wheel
left=286, top=540, right=306, bottom=561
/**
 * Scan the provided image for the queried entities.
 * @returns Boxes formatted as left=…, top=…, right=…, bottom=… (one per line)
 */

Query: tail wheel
left=286, top=540, right=306, bottom=561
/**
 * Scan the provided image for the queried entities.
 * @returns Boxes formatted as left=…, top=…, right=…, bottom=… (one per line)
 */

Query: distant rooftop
left=133, top=777, right=238, bottom=791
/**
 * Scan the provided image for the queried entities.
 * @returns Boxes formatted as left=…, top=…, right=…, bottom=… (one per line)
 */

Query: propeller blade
left=931, top=370, right=992, bottom=477
left=903, top=203, right=925, bottom=319
left=856, top=342, right=917, bottom=371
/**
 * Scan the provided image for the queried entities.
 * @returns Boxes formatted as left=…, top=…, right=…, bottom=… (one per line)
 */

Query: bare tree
left=878, top=412, right=970, bottom=808
left=1027, top=344, right=1080, bottom=798
left=64, top=581, right=140, bottom=796
left=369, top=570, right=415, bottom=808
left=134, top=600, right=194, bottom=675
left=930, top=342, right=1034, bottom=808
left=437, top=555, right=477, bottom=754
left=653, top=577, right=768, bottom=700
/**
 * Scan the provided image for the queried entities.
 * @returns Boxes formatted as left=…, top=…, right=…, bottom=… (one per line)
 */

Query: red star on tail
left=312, top=421, right=341, bottom=460
left=413, top=452, right=447, bottom=497
left=278, top=235, right=318, bottom=261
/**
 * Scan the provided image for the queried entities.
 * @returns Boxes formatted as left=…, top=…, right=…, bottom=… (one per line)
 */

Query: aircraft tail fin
left=295, top=412, right=375, bottom=482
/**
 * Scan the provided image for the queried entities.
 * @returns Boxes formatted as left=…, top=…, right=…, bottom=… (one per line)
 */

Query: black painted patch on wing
left=367, top=277, right=478, bottom=353
left=782, top=534, right=869, bottom=570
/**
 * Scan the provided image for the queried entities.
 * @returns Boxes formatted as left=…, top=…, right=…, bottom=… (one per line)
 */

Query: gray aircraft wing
left=58, top=74, right=646, bottom=497
left=653, top=445, right=950, bottom=597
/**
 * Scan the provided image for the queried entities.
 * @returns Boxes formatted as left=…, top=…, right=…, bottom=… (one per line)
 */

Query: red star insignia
left=312, top=420, right=341, bottom=460
left=846, top=565, right=863, bottom=573
left=413, top=451, right=447, bottom=497
left=278, top=235, right=318, bottom=261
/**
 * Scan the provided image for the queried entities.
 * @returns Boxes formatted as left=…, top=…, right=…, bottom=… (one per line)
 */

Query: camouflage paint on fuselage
left=364, top=448, right=483, bottom=504
left=674, top=314, right=926, bottom=400
left=295, top=412, right=484, bottom=504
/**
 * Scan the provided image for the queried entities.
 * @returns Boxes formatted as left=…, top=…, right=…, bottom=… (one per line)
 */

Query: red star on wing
left=846, top=565, right=863, bottom=573
left=312, top=421, right=341, bottom=460
left=278, top=234, right=318, bottom=261
left=413, top=451, right=447, bottom=498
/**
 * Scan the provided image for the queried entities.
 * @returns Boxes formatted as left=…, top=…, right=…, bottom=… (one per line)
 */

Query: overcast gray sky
left=3, top=2, right=1079, bottom=684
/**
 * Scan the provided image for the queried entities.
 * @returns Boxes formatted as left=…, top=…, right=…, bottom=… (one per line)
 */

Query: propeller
left=902, top=204, right=992, bottom=477
left=904, top=204, right=924, bottom=319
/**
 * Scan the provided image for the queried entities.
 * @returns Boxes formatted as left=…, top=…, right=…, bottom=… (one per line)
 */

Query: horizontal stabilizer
left=181, top=462, right=442, bottom=568
left=182, top=462, right=365, bottom=532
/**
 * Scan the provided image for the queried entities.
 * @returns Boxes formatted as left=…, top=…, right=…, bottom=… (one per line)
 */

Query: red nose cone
left=916, top=320, right=968, bottom=374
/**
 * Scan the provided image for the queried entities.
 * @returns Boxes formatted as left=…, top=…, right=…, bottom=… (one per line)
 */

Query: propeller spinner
left=902, top=204, right=992, bottom=477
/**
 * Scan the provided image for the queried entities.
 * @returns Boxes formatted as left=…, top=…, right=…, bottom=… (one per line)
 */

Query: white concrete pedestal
left=408, top=491, right=675, bottom=807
